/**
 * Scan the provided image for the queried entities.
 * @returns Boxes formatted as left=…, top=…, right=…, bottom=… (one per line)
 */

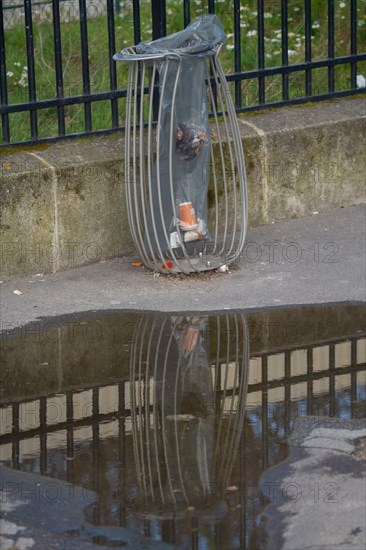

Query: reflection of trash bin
left=114, top=15, right=247, bottom=274
left=129, top=313, right=249, bottom=519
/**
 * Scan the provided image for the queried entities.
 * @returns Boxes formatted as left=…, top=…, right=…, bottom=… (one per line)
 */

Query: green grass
left=2, top=0, right=366, bottom=143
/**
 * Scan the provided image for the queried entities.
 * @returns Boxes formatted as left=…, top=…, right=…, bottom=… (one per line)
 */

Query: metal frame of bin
left=116, top=43, right=248, bottom=274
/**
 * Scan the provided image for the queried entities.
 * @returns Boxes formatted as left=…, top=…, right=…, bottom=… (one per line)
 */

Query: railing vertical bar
left=350, top=339, right=357, bottom=419
left=284, top=351, right=291, bottom=435
left=39, top=397, right=47, bottom=475
left=107, top=0, right=118, bottom=127
left=329, top=344, right=336, bottom=416
left=79, top=0, right=92, bottom=131
left=261, top=356, right=268, bottom=469
left=328, top=0, right=335, bottom=93
left=191, top=516, right=199, bottom=550
left=52, top=0, right=65, bottom=136
left=183, top=0, right=190, bottom=27
left=350, top=0, right=357, bottom=88
left=304, top=0, right=312, bottom=97
left=118, top=382, right=126, bottom=526
left=132, top=0, right=141, bottom=44
left=24, top=0, right=38, bottom=139
left=234, top=0, right=241, bottom=108
left=66, top=392, right=74, bottom=482
left=92, top=387, right=100, bottom=524
left=307, top=348, right=313, bottom=414
left=151, top=0, right=166, bottom=40
left=208, top=0, right=215, bottom=14
left=281, top=0, right=289, bottom=100
left=257, top=0, right=265, bottom=104
left=0, top=0, right=10, bottom=143
left=240, top=425, right=246, bottom=549
left=12, top=403, right=20, bottom=470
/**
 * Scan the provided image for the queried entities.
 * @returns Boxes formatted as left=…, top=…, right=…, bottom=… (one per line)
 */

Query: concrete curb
left=1, top=98, right=365, bottom=281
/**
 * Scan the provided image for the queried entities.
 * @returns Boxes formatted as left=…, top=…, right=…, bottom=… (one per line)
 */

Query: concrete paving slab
left=259, top=417, right=366, bottom=550
left=0, top=465, right=173, bottom=550
left=0, top=204, right=365, bottom=331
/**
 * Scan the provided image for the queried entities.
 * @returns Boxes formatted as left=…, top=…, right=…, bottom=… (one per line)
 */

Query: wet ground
left=1, top=304, right=365, bottom=549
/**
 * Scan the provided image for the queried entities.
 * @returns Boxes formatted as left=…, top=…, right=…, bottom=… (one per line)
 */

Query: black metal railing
left=1, top=0, right=365, bottom=147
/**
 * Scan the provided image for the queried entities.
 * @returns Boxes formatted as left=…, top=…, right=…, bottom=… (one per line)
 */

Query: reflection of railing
left=0, top=333, right=365, bottom=547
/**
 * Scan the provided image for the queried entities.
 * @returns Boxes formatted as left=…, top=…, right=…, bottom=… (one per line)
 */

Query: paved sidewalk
left=1, top=204, right=365, bottom=330
left=259, top=417, right=366, bottom=550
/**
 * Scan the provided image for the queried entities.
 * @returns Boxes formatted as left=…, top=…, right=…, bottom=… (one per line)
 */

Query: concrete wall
left=1, top=98, right=365, bottom=281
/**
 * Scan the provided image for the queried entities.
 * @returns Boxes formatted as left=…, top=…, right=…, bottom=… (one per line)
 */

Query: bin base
left=151, top=255, right=225, bottom=274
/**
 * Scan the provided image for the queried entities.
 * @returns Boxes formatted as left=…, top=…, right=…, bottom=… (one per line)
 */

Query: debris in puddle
left=226, top=485, right=239, bottom=492
left=166, top=414, right=197, bottom=422
left=13, top=290, right=23, bottom=296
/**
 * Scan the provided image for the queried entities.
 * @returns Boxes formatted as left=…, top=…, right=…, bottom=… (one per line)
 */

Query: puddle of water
left=0, top=304, right=365, bottom=549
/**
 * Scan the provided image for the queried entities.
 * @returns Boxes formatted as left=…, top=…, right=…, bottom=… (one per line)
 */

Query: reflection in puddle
left=0, top=305, right=365, bottom=549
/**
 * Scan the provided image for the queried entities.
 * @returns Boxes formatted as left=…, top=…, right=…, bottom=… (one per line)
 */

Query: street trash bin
left=114, top=15, right=247, bottom=274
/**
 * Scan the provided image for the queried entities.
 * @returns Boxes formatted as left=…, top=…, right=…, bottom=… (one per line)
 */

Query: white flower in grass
left=264, top=13, right=272, bottom=19
left=240, top=22, right=248, bottom=28
left=288, top=49, right=297, bottom=57
left=226, top=44, right=235, bottom=50
left=357, top=74, right=366, bottom=88
left=339, top=2, right=346, bottom=8
left=227, top=33, right=234, bottom=38
left=312, top=21, right=320, bottom=29
left=294, top=7, right=300, bottom=12
left=247, top=30, right=257, bottom=37
left=14, top=61, right=21, bottom=67
left=6, top=71, right=14, bottom=77
left=288, top=32, right=296, bottom=37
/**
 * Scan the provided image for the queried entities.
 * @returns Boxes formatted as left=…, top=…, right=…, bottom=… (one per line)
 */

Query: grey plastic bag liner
left=135, top=15, right=227, bottom=255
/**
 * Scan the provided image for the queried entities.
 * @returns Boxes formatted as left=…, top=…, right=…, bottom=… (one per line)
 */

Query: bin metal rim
left=113, top=43, right=222, bottom=62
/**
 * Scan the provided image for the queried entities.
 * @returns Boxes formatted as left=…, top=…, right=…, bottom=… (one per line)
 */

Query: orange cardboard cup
left=183, top=326, right=200, bottom=351
left=179, top=202, right=198, bottom=231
